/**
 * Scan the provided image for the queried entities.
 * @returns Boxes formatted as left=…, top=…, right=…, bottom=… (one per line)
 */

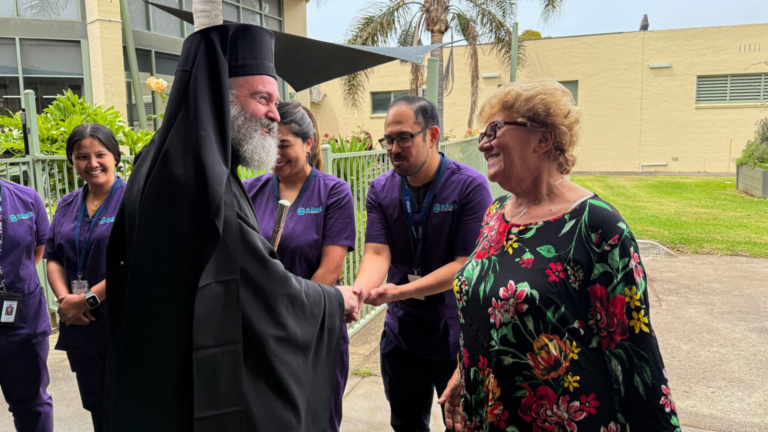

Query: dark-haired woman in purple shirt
left=243, top=101, right=355, bottom=432
left=0, top=179, right=52, bottom=431
left=45, top=124, right=126, bottom=432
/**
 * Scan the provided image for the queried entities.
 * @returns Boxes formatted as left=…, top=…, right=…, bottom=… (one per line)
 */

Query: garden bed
left=736, top=164, right=768, bottom=198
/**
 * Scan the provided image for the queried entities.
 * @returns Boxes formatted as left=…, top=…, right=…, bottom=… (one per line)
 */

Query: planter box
left=736, top=164, right=768, bottom=198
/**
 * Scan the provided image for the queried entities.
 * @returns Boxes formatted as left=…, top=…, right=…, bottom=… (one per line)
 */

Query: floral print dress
left=454, top=194, right=679, bottom=432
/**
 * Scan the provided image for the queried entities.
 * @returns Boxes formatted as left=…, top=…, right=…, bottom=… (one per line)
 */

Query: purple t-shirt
left=365, top=157, right=492, bottom=360
left=44, top=181, right=126, bottom=352
left=243, top=168, right=356, bottom=280
left=0, top=180, right=51, bottom=351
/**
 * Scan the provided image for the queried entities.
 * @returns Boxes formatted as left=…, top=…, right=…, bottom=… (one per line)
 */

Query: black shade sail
left=144, top=2, right=448, bottom=92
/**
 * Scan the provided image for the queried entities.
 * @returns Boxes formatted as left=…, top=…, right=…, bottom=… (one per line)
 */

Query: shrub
left=736, top=118, right=768, bottom=170
left=0, top=89, right=153, bottom=157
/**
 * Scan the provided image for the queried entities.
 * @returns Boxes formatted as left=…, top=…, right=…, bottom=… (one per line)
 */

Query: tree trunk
left=430, top=31, right=445, bottom=130
left=193, top=0, right=223, bottom=31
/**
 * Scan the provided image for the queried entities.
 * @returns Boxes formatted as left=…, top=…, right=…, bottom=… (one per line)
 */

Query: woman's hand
left=438, top=367, right=463, bottom=431
left=57, top=294, right=94, bottom=326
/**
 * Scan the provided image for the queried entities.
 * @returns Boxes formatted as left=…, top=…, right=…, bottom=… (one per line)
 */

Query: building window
left=371, top=91, right=409, bottom=115
left=20, top=39, right=84, bottom=112
left=124, top=48, right=180, bottom=131
left=559, top=81, right=578, bottom=105
left=696, top=74, right=768, bottom=104
left=0, top=38, right=21, bottom=117
left=10, top=0, right=78, bottom=19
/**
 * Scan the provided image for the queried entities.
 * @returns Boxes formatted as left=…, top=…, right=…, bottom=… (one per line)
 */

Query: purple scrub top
left=0, top=180, right=51, bottom=352
left=44, top=181, right=126, bottom=352
left=365, top=157, right=492, bottom=360
left=243, top=168, right=356, bottom=281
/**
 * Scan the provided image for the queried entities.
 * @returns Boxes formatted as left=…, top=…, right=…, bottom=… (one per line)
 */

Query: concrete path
left=1, top=255, right=765, bottom=431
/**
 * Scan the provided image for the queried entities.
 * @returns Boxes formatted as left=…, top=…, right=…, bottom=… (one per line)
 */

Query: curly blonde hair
left=477, top=79, right=581, bottom=175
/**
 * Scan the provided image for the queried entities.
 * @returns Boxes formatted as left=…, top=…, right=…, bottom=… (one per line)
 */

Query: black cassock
left=105, top=24, right=343, bottom=432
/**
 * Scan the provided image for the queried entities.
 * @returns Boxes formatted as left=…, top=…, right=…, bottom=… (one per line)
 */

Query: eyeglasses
left=478, top=120, right=527, bottom=144
left=379, top=127, right=431, bottom=149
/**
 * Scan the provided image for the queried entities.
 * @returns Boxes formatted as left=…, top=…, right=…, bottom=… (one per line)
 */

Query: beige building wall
left=85, top=0, right=128, bottom=119
left=315, top=23, right=768, bottom=173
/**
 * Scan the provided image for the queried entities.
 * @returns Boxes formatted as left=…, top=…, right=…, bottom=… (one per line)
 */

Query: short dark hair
left=389, top=95, right=440, bottom=143
left=66, top=123, right=121, bottom=165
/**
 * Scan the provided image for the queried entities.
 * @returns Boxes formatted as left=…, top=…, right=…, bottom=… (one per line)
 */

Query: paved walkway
left=2, top=255, right=765, bottom=431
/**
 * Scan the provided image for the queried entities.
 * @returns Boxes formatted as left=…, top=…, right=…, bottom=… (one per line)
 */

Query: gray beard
left=229, top=96, right=279, bottom=171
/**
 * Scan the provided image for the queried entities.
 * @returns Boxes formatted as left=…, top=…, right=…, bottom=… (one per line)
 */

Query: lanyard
left=401, top=154, right=449, bottom=276
left=74, top=177, right=123, bottom=279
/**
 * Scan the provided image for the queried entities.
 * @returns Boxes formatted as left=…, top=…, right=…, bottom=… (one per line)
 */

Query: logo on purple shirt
left=99, top=217, right=116, bottom=225
left=433, top=204, right=458, bottom=213
left=297, top=206, right=322, bottom=216
left=9, top=211, right=33, bottom=222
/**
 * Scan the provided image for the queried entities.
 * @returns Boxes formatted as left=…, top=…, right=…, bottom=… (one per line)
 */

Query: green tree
left=340, top=0, right=564, bottom=129
left=519, top=29, right=543, bottom=40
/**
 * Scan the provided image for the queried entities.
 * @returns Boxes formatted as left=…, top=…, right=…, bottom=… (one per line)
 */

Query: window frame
left=371, top=90, right=409, bottom=115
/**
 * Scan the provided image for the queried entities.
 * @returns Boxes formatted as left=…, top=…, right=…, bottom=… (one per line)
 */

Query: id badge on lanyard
left=0, top=292, right=21, bottom=324
left=72, top=177, right=122, bottom=295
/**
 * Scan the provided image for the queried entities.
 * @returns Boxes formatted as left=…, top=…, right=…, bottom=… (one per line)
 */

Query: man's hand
left=57, top=295, right=94, bottom=326
left=337, top=286, right=361, bottom=323
left=438, top=367, right=463, bottom=431
left=364, top=283, right=401, bottom=306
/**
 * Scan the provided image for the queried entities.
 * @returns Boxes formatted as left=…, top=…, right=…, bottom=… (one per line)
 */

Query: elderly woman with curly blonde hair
left=438, top=79, right=679, bottom=432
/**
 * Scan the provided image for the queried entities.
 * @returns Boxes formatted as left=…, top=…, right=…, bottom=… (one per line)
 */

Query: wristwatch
left=84, top=290, right=100, bottom=310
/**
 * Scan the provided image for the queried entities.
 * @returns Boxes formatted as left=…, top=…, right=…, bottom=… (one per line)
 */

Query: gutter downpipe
left=639, top=163, right=668, bottom=173
left=119, top=0, right=148, bottom=131
left=510, top=22, right=518, bottom=82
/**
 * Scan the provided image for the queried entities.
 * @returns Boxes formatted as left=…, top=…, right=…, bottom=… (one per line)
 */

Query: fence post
left=510, top=22, right=519, bottom=83
left=321, top=144, right=333, bottom=176
left=22, top=91, right=58, bottom=323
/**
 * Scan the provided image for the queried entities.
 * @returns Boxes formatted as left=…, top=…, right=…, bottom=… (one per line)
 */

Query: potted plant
left=736, top=118, right=768, bottom=198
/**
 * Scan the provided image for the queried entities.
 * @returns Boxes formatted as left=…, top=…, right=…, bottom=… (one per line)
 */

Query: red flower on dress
left=526, top=334, right=572, bottom=380
left=478, top=355, right=488, bottom=371
left=487, top=401, right=509, bottom=429
left=518, top=384, right=559, bottom=431
left=462, top=348, right=470, bottom=368
left=553, top=395, right=587, bottom=431
left=499, top=280, right=528, bottom=317
left=579, top=393, right=600, bottom=416
left=600, top=422, right=621, bottom=432
left=588, top=284, right=629, bottom=350
left=592, top=232, right=603, bottom=245
left=630, top=247, right=644, bottom=283
left=660, top=384, right=676, bottom=413
left=488, top=298, right=507, bottom=328
left=520, top=252, right=534, bottom=268
left=475, top=210, right=509, bottom=260
left=604, top=235, right=619, bottom=251
left=546, top=262, right=566, bottom=282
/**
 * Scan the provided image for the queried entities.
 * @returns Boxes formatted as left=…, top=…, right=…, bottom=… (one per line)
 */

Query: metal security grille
left=559, top=81, right=579, bottom=105
left=696, top=74, right=767, bottom=104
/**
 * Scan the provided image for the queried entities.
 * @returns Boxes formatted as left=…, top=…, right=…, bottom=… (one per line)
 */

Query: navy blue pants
left=0, top=337, right=53, bottom=432
left=66, top=350, right=106, bottom=432
left=380, top=331, right=457, bottom=432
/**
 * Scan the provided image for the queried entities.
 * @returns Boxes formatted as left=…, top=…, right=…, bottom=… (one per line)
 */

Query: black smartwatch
left=85, top=290, right=100, bottom=310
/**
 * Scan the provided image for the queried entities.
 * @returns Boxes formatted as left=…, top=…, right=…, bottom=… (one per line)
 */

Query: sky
left=307, top=0, right=768, bottom=45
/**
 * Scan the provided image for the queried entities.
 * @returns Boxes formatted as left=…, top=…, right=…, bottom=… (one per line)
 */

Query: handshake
left=337, top=284, right=399, bottom=323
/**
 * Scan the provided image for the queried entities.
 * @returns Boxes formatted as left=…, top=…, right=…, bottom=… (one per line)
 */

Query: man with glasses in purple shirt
left=356, top=96, right=492, bottom=432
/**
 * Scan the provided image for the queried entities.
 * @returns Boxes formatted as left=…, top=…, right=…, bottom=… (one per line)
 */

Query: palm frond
left=397, top=11, right=427, bottom=95
left=342, top=0, right=421, bottom=111
left=538, top=0, right=564, bottom=23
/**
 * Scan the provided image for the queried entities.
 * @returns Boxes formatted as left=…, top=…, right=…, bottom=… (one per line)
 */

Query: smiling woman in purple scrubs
left=243, top=101, right=355, bottom=432
left=0, top=179, right=52, bottom=431
left=45, top=124, right=126, bottom=432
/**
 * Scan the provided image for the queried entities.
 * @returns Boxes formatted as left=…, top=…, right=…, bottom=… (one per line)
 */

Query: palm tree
left=341, top=0, right=563, bottom=129
left=193, top=0, right=223, bottom=31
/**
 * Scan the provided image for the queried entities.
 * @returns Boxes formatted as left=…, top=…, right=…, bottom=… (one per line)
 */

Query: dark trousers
left=66, top=350, right=106, bottom=432
left=380, top=331, right=457, bottom=432
left=327, top=334, right=349, bottom=432
left=0, top=338, right=53, bottom=432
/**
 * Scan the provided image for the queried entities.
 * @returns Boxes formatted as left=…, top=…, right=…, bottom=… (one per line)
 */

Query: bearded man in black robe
left=104, top=24, right=360, bottom=432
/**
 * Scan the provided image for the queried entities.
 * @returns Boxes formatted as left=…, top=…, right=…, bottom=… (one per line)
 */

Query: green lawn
left=570, top=176, right=768, bottom=258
